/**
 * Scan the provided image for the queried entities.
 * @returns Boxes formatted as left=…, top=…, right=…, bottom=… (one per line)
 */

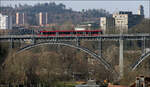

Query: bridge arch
left=17, top=41, right=114, bottom=72
left=131, top=50, right=150, bottom=71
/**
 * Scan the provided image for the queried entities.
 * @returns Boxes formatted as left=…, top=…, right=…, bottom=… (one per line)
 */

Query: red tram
left=38, top=30, right=103, bottom=36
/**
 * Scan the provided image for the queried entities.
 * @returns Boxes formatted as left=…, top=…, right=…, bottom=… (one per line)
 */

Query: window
left=91, top=32, right=98, bottom=34
left=73, top=32, right=76, bottom=34
left=59, top=32, right=70, bottom=34
left=77, top=32, right=83, bottom=34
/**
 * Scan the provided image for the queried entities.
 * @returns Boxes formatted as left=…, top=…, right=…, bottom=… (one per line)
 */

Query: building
left=0, top=13, right=12, bottom=29
left=75, top=27, right=86, bottom=31
left=100, top=17, right=115, bottom=32
left=138, top=5, right=144, bottom=16
left=112, top=11, right=131, bottom=32
left=16, top=12, right=27, bottom=26
left=36, top=12, right=48, bottom=26
left=130, top=76, right=150, bottom=87
left=113, top=10, right=144, bottom=32
left=100, top=5, right=144, bottom=33
left=75, top=21, right=100, bottom=31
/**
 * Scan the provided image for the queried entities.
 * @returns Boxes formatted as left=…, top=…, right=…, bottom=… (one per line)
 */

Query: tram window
left=43, top=32, right=46, bottom=34
left=59, top=32, right=63, bottom=34
left=62, top=32, right=66, bottom=34
left=65, top=32, right=70, bottom=34
left=59, top=32, right=70, bottom=34
left=99, top=32, right=102, bottom=34
left=59, top=32, right=66, bottom=34
left=52, top=32, right=56, bottom=34
left=77, top=32, right=83, bottom=34
left=94, top=32, right=96, bottom=34
left=45, top=32, right=55, bottom=34
left=73, top=32, right=76, bottom=34
left=63, top=32, right=66, bottom=34
left=40, top=32, right=43, bottom=34
left=61, top=32, right=63, bottom=34
left=86, top=32, right=89, bottom=34
left=92, top=32, right=98, bottom=34
left=80, top=32, right=83, bottom=34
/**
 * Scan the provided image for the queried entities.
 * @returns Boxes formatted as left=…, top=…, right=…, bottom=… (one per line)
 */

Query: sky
left=1, top=1, right=150, bottom=18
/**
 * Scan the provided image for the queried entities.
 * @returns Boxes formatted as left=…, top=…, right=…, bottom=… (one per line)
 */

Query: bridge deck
left=0, top=34, right=150, bottom=41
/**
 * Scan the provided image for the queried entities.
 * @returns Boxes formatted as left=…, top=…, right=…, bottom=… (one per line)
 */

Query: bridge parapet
left=0, top=34, right=150, bottom=41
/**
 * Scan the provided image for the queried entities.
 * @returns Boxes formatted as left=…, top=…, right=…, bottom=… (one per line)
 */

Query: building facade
left=0, top=13, right=12, bottom=29
left=100, top=5, right=144, bottom=33
left=36, top=12, right=48, bottom=26
left=75, top=21, right=100, bottom=31
left=138, top=5, right=144, bottom=16
left=112, top=11, right=131, bottom=32
left=100, top=17, right=115, bottom=32
left=16, top=12, right=27, bottom=26
left=113, top=10, right=144, bottom=32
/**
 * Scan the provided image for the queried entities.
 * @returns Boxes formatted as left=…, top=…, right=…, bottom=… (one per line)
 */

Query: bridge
left=0, top=34, right=150, bottom=79
left=0, top=34, right=150, bottom=41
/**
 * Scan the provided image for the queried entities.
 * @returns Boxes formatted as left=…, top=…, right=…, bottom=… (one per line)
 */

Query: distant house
left=130, top=76, right=150, bottom=87
left=36, top=12, right=48, bottom=26
left=16, top=12, right=28, bottom=26
left=100, top=17, right=115, bottom=32
left=0, top=13, right=12, bottom=29
left=75, top=27, right=86, bottom=31
left=75, top=21, right=100, bottom=31
left=113, top=10, right=144, bottom=32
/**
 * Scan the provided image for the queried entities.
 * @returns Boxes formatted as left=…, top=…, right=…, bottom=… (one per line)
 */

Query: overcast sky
left=1, top=1, right=150, bottom=18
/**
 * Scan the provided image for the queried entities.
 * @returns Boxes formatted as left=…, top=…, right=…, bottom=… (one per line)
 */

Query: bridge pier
left=98, top=38, right=102, bottom=57
left=18, top=39, right=22, bottom=48
left=119, top=39, right=124, bottom=79
left=10, top=38, right=14, bottom=49
left=32, top=38, right=36, bottom=44
left=76, top=38, right=80, bottom=46
left=142, top=37, right=146, bottom=54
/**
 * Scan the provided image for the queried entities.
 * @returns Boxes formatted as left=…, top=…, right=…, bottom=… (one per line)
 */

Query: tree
left=129, top=19, right=150, bottom=33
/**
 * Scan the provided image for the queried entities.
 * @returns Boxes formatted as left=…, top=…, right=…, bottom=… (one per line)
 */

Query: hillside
left=129, top=19, right=150, bottom=33
left=0, top=2, right=111, bottom=25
